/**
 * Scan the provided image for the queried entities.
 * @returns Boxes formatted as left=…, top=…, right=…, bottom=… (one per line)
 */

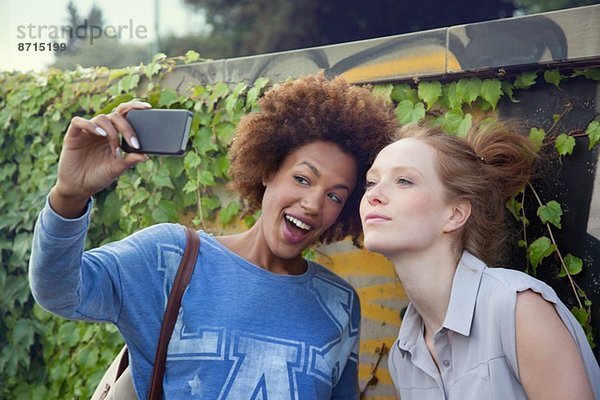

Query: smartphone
left=122, top=109, right=193, bottom=156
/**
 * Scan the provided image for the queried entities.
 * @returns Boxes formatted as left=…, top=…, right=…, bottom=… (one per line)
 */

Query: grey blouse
left=388, top=251, right=600, bottom=400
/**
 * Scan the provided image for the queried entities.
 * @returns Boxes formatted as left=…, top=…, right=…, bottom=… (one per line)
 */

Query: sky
left=0, top=0, right=207, bottom=72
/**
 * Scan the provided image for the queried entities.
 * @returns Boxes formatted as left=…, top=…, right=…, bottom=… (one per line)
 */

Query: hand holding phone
left=122, top=109, right=193, bottom=156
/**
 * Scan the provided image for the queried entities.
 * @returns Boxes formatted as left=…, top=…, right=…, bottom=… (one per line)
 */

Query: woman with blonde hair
left=360, top=122, right=600, bottom=399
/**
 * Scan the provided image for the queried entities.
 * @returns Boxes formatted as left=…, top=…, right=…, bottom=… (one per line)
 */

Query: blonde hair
left=395, top=121, right=537, bottom=265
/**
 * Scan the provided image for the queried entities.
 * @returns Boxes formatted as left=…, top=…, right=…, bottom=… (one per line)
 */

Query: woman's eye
left=294, top=175, right=309, bottom=185
left=364, top=180, right=376, bottom=190
left=328, top=193, right=343, bottom=204
left=396, top=177, right=413, bottom=185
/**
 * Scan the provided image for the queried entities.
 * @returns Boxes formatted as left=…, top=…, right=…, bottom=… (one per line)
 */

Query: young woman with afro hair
left=29, top=73, right=399, bottom=399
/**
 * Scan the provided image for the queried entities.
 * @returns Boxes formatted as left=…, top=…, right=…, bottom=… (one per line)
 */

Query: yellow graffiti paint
left=362, top=302, right=402, bottom=325
left=360, top=338, right=398, bottom=355
left=359, top=363, right=394, bottom=385
left=341, top=50, right=462, bottom=83
left=315, top=248, right=397, bottom=277
left=357, top=282, right=406, bottom=301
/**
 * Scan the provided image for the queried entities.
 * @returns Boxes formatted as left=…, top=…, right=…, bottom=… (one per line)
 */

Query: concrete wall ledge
left=161, top=4, right=600, bottom=90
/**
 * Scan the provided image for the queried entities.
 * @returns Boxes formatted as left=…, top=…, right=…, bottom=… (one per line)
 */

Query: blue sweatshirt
left=29, top=199, right=361, bottom=399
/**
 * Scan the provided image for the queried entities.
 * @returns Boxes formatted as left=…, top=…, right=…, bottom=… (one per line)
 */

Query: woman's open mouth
left=282, top=213, right=314, bottom=244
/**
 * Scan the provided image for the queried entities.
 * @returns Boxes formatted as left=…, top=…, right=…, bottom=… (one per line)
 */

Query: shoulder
left=311, top=262, right=361, bottom=319
left=480, top=266, right=560, bottom=305
left=128, top=222, right=186, bottom=240
left=124, top=223, right=187, bottom=247
left=514, top=288, right=596, bottom=398
left=107, top=224, right=201, bottom=260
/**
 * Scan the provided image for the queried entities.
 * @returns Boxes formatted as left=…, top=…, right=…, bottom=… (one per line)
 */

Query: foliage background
left=0, top=53, right=598, bottom=397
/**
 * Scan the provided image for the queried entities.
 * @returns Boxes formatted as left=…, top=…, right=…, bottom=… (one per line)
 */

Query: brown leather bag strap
left=147, top=226, right=200, bottom=400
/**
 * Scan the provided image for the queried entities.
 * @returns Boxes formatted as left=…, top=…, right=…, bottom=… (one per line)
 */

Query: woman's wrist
left=48, top=185, right=91, bottom=219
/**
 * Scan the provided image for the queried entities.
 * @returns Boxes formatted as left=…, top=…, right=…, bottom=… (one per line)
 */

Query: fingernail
left=96, top=127, right=107, bottom=137
left=131, top=137, right=140, bottom=149
left=115, top=147, right=123, bottom=159
left=141, top=102, right=152, bottom=107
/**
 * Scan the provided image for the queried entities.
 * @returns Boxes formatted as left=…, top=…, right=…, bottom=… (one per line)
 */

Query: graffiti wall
left=163, top=5, right=599, bottom=89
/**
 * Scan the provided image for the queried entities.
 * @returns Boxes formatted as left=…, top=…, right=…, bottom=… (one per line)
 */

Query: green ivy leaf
left=211, top=155, right=230, bottom=178
left=395, top=100, right=425, bottom=125
left=0, top=107, right=12, bottom=129
left=145, top=62, right=162, bottom=79
left=440, top=110, right=471, bottom=136
left=118, top=74, right=140, bottom=92
left=184, top=50, right=201, bottom=64
left=198, top=170, right=215, bottom=186
left=184, top=153, right=202, bottom=172
left=201, top=195, right=221, bottom=212
left=529, top=128, right=545, bottom=152
left=152, top=53, right=167, bottom=63
left=544, top=69, right=562, bottom=88
left=417, top=81, right=442, bottom=110
left=443, top=82, right=462, bottom=110
left=456, top=77, right=482, bottom=104
left=583, top=68, right=600, bottom=81
left=501, top=81, right=518, bottom=103
left=527, top=236, right=556, bottom=273
left=100, top=191, right=122, bottom=225
left=302, top=247, right=316, bottom=260
left=571, top=306, right=590, bottom=326
left=224, top=96, right=241, bottom=116
left=513, top=72, right=537, bottom=89
left=559, top=254, right=583, bottom=277
left=552, top=114, right=560, bottom=124
left=182, top=180, right=197, bottom=194
left=89, top=94, right=106, bottom=111
left=76, top=346, right=96, bottom=370
left=215, top=122, right=236, bottom=145
left=537, top=200, right=562, bottom=228
left=58, top=322, right=81, bottom=347
left=158, top=89, right=178, bottom=107
left=391, top=84, right=418, bottom=103
left=456, top=113, right=472, bottom=137
left=220, top=201, right=241, bottom=225
left=108, top=68, right=128, bottom=83
left=480, top=79, right=502, bottom=109
left=555, top=133, right=575, bottom=156
left=586, top=121, right=600, bottom=150
left=246, top=77, right=269, bottom=107
left=231, top=82, right=248, bottom=98
left=506, top=192, right=527, bottom=223
left=211, top=82, right=230, bottom=100
left=11, top=232, right=32, bottom=264
left=151, top=199, right=179, bottom=222
left=97, top=94, right=134, bottom=115
left=194, top=126, right=219, bottom=155
left=243, top=210, right=261, bottom=228
left=152, top=169, right=175, bottom=189
left=11, top=319, right=34, bottom=348
left=372, top=84, right=393, bottom=104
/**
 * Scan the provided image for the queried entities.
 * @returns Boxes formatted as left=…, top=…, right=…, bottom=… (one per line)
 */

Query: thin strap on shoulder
left=147, top=226, right=200, bottom=400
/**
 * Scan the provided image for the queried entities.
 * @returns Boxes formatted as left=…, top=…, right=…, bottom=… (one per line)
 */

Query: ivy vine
left=0, top=51, right=598, bottom=398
